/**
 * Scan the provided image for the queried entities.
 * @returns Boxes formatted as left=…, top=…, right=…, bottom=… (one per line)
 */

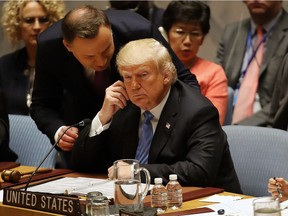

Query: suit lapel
left=118, top=104, right=141, bottom=158
left=260, top=12, right=288, bottom=77
left=149, top=86, right=179, bottom=163
left=228, top=20, right=250, bottom=87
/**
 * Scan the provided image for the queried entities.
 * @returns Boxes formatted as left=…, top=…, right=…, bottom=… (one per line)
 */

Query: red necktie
left=232, top=26, right=264, bottom=124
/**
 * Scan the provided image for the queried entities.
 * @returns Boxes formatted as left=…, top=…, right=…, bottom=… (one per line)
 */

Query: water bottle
left=166, top=174, right=182, bottom=210
left=150, top=178, right=167, bottom=213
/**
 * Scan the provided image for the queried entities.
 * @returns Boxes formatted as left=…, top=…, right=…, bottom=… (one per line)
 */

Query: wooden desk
left=0, top=191, right=246, bottom=216
left=0, top=167, right=249, bottom=216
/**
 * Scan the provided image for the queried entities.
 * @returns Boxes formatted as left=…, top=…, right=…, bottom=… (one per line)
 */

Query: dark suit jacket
left=31, top=10, right=199, bottom=147
left=71, top=81, right=242, bottom=194
left=0, top=48, right=30, bottom=115
left=269, top=53, right=288, bottom=130
left=150, top=4, right=164, bottom=27
left=0, top=91, right=18, bottom=162
left=216, top=9, right=288, bottom=126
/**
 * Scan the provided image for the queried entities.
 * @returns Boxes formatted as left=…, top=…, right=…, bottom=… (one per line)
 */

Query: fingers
left=108, top=165, right=114, bottom=179
left=268, top=177, right=284, bottom=199
left=99, top=81, right=129, bottom=124
left=57, top=127, right=79, bottom=151
left=105, top=81, right=129, bottom=109
left=107, top=160, right=129, bottom=179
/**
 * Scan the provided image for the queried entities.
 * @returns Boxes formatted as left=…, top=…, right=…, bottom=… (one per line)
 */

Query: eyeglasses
left=172, top=28, right=203, bottom=40
left=22, top=16, right=50, bottom=25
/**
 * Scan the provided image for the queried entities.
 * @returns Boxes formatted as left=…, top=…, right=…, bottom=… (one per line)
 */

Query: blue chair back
left=223, top=125, right=288, bottom=196
left=8, top=114, right=56, bottom=168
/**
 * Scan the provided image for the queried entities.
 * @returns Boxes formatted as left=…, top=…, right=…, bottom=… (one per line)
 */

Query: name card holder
left=3, top=188, right=82, bottom=216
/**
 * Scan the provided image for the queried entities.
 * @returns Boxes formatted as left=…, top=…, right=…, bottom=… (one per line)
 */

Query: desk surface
left=0, top=166, right=250, bottom=216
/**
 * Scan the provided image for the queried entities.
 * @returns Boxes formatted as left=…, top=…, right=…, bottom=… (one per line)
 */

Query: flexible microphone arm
left=24, top=119, right=91, bottom=191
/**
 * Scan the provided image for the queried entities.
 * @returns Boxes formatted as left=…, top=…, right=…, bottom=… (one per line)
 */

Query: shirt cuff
left=89, top=112, right=111, bottom=137
left=54, top=126, right=65, bottom=143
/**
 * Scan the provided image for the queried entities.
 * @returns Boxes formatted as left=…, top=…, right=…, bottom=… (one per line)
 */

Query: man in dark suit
left=30, top=5, right=198, bottom=167
left=268, top=53, right=288, bottom=130
left=0, top=90, right=18, bottom=162
left=216, top=0, right=288, bottom=126
left=71, top=38, right=242, bottom=193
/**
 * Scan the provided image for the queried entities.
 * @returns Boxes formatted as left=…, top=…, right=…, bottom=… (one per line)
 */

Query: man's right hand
left=57, top=126, right=79, bottom=151
left=98, top=80, right=129, bottom=125
left=268, top=177, right=288, bottom=202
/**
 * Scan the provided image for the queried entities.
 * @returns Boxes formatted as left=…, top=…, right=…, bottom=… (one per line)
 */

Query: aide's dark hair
left=62, top=5, right=111, bottom=43
left=162, top=1, right=210, bottom=34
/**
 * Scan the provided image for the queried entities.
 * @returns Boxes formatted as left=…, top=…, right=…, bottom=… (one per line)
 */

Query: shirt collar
left=141, top=87, right=171, bottom=121
left=250, top=9, right=283, bottom=34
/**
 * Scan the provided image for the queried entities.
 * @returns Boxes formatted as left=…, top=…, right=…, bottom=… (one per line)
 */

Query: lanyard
left=233, top=27, right=267, bottom=106
left=244, top=29, right=266, bottom=74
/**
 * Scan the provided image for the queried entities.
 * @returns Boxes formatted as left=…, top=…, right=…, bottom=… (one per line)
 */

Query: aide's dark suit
left=216, top=10, right=288, bottom=126
left=0, top=48, right=30, bottom=115
left=71, top=81, right=242, bottom=194
left=31, top=10, right=198, bottom=148
left=0, top=91, right=18, bottom=162
left=269, top=53, right=288, bottom=130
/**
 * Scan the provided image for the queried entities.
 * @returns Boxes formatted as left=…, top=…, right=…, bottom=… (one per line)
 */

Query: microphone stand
left=24, top=119, right=89, bottom=191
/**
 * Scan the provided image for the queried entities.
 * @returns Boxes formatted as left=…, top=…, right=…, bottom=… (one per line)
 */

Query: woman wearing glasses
left=161, top=1, right=228, bottom=125
left=0, top=0, right=65, bottom=115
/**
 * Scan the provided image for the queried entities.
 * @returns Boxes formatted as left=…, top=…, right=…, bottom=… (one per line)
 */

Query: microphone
left=24, top=119, right=91, bottom=191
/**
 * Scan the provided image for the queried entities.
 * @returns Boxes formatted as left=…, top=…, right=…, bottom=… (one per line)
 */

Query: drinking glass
left=253, top=197, right=281, bottom=216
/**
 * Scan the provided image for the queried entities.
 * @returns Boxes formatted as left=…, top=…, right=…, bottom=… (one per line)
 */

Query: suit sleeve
left=215, top=26, right=226, bottom=66
left=70, top=123, right=111, bottom=173
left=31, top=36, right=66, bottom=144
left=236, top=103, right=270, bottom=126
left=269, top=53, right=288, bottom=130
left=0, top=91, right=18, bottom=161
left=0, top=91, right=9, bottom=146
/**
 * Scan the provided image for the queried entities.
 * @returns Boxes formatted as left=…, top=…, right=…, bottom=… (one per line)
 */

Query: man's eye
left=140, top=73, right=148, bottom=79
left=124, top=76, right=131, bottom=80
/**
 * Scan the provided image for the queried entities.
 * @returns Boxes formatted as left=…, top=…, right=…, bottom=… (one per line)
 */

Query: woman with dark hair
left=162, top=1, right=228, bottom=125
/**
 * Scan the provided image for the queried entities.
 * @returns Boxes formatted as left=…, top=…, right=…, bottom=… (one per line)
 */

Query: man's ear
left=163, top=70, right=171, bottom=85
left=63, top=39, right=72, bottom=52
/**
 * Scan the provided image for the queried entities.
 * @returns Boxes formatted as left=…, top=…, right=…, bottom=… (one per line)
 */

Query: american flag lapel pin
left=165, top=122, right=170, bottom=129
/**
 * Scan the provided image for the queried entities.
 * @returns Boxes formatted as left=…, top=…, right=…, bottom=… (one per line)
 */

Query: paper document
left=200, top=194, right=243, bottom=202
left=27, top=177, right=152, bottom=198
left=195, top=197, right=288, bottom=216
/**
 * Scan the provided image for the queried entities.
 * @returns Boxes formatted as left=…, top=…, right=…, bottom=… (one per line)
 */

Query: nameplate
left=3, top=188, right=81, bottom=215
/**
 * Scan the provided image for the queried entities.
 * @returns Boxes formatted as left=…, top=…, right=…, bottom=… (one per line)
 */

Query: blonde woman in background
left=0, top=0, right=65, bottom=115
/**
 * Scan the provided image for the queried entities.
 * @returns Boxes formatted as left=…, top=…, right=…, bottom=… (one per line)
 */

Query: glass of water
left=113, top=159, right=150, bottom=214
left=90, top=195, right=110, bottom=216
left=253, top=197, right=281, bottom=216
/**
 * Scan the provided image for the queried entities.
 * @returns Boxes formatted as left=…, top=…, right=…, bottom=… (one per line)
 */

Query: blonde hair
left=1, top=0, right=66, bottom=47
left=116, top=38, right=177, bottom=83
